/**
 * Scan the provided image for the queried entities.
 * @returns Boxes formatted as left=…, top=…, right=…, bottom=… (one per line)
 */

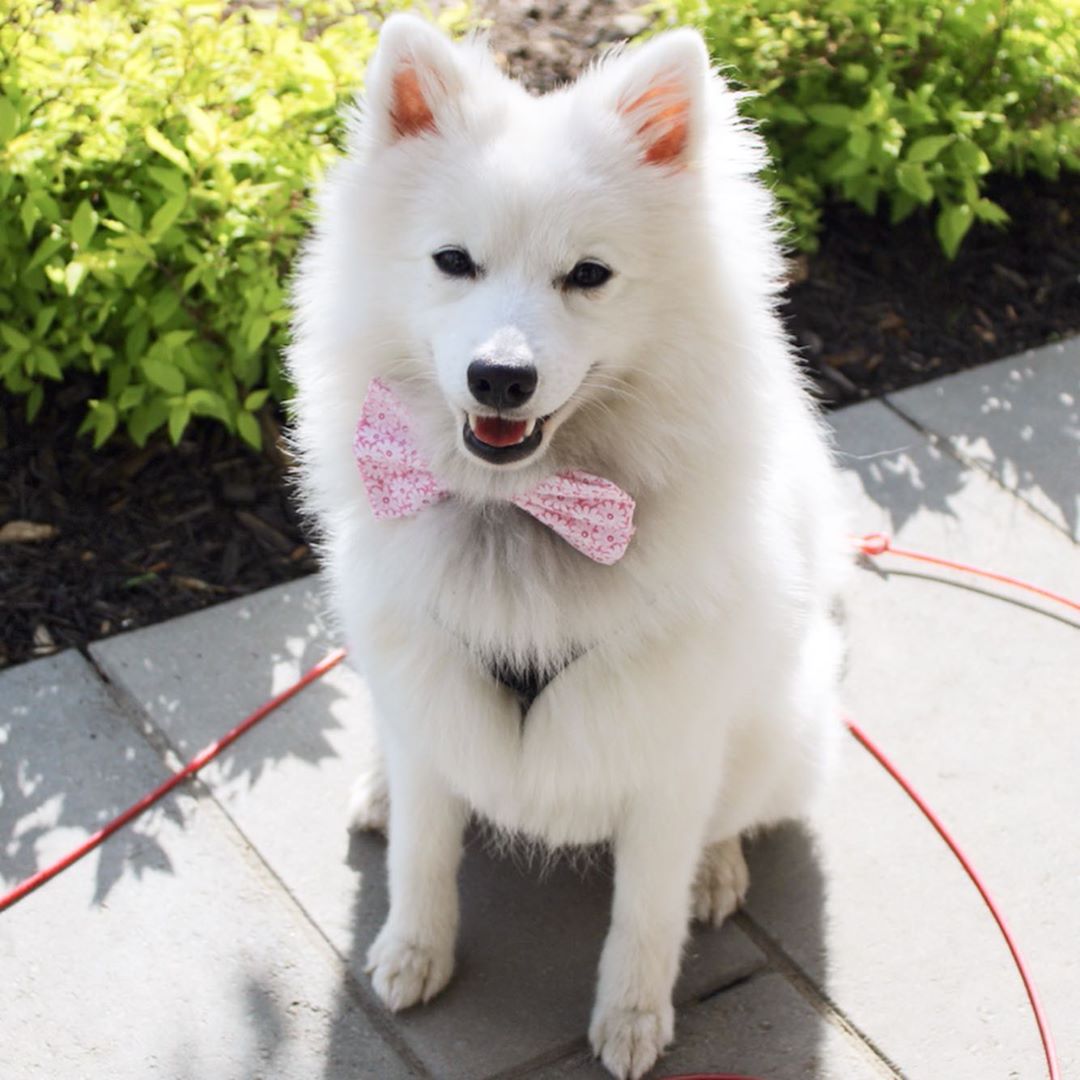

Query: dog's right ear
left=360, top=15, right=466, bottom=147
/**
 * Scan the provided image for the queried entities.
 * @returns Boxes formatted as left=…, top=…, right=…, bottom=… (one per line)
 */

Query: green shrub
left=0, top=0, right=420, bottom=448
left=661, top=0, right=1080, bottom=255
left=4, top=2, right=1078, bottom=450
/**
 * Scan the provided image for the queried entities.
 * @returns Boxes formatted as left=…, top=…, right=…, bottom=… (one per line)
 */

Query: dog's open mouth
left=463, top=413, right=546, bottom=464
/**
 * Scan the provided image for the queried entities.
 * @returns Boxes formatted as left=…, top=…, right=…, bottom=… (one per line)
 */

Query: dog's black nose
left=467, top=359, right=537, bottom=409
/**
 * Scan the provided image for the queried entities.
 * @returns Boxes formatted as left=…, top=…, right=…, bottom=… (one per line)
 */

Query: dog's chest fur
left=409, top=496, right=637, bottom=672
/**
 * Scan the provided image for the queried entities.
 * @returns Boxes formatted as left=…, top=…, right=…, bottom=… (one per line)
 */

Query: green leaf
left=168, top=403, right=192, bottom=445
left=187, top=388, right=230, bottom=421
left=117, top=385, right=146, bottom=411
left=32, top=190, right=61, bottom=224
left=245, top=314, right=271, bottom=353
left=34, top=347, right=62, bottom=380
left=845, top=175, right=880, bottom=216
left=806, top=104, right=856, bottom=128
left=148, top=287, right=181, bottom=326
left=148, top=167, right=188, bottom=197
left=952, top=138, right=991, bottom=175
left=64, top=261, right=87, bottom=296
left=895, top=162, right=934, bottom=203
left=769, top=101, right=807, bottom=124
left=905, top=135, right=952, bottom=164
left=19, top=197, right=40, bottom=237
left=143, top=358, right=185, bottom=394
left=128, top=398, right=169, bottom=447
left=890, top=190, right=920, bottom=225
left=148, top=195, right=186, bottom=240
left=0, top=349, right=20, bottom=378
left=144, top=125, right=193, bottom=176
left=104, top=191, right=143, bottom=231
left=70, top=199, right=98, bottom=248
left=182, top=264, right=203, bottom=293
left=0, top=95, right=18, bottom=144
left=973, top=198, right=1010, bottom=226
left=88, top=400, right=118, bottom=448
left=27, top=235, right=66, bottom=273
left=237, top=409, right=262, bottom=449
left=936, top=203, right=975, bottom=259
left=26, top=384, right=44, bottom=423
left=847, top=127, right=871, bottom=159
left=161, top=329, right=195, bottom=350
left=0, top=324, right=32, bottom=352
left=34, top=306, right=58, bottom=337
left=244, top=388, right=270, bottom=411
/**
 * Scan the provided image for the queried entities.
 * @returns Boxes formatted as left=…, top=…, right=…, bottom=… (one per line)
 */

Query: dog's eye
left=565, top=260, right=613, bottom=291
left=433, top=247, right=478, bottom=279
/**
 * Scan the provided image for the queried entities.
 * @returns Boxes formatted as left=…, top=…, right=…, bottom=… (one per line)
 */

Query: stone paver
left=522, top=973, right=894, bottom=1079
left=0, top=651, right=417, bottom=1080
left=3, top=343, right=1077, bottom=1080
left=751, top=399, right=1078, bottom=1078
left=888, top=338, right=1080, bottom=540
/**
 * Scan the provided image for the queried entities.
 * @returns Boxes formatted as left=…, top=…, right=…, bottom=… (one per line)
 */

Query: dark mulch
left=2, top=9, right=1078, bottom=668
left=0, top=390, right=317, bottom=669
left=788, top=171, right=1080, bottom=406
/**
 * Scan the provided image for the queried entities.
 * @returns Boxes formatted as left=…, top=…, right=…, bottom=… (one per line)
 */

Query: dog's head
left=331, top=15, right=765, bottom=499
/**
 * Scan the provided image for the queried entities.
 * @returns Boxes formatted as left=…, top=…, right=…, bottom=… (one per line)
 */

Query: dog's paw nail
left=590, top=1003, right=673, bottom=1080
left=365, top=934, right=453, bottom=1011
left=691, top=838, right=749, bottom=926
left=347, top=772, right=390, bottom=834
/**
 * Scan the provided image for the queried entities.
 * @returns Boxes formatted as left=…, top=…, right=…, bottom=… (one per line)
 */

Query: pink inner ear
left=622, top=83, right=690, bottom=167
left=390, top=66, right=437, bottom=138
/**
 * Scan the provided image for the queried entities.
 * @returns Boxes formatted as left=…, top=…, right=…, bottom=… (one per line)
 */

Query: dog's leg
left=347, top=740, right=389, bottom=833
left=365, top=749, right=466, bottom=1011
left=690, top=834, right=749, bottom=926
left=589, top=793, right=708, bottom=1080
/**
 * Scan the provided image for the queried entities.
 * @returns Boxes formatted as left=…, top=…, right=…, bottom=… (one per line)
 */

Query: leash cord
left=0, top=648, right=347, bottom=914
left=0, top=535, right=1070, bottom=1080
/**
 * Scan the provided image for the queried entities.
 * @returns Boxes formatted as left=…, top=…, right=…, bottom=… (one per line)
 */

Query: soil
left=2, top=3, right=1078, bottom=669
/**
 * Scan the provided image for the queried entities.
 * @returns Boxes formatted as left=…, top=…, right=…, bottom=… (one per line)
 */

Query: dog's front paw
left=365, top=928, right=454, bottom=1011
left=691, top=836, right=749, bottom=926
left=589, top=1001, right=674, bottom=1080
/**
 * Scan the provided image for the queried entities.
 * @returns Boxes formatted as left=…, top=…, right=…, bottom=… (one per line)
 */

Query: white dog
left=287, top=14, right=847, bottom=1079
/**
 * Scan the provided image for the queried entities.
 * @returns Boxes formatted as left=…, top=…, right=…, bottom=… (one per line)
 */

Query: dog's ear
left=607, top=30, right=711, bottom=169
left=362, top=14, right=466, bottom=146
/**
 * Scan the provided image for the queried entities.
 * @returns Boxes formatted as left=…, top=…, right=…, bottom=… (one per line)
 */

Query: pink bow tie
left=353, top=379, right=635, bottom=565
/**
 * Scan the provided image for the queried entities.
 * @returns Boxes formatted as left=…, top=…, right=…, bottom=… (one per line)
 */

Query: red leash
left=1, top=536, right=1070, bottom=1080
left=0, top=647, right=347, bottom=913
left=844, top=716, right=1060, bottom=1080
left=856, top=531, right=1080, bottom=614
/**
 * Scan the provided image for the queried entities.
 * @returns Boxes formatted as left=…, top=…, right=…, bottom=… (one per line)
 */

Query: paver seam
left=691, top=960, right=772, bottom=1004
left=732, top=911, right=906, bottom=1080
left=83, top=647, right=436, bottom=1080
left=878, top=395, right=1079, bottom=549
left=478, top=964, right=771, bottom=1080
left=478, top=1032, right=592, bottom=1080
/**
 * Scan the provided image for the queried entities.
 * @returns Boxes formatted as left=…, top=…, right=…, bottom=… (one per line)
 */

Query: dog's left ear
left=606, top=29, right=711, bottom=169
left=360, top=14, right=467, bottom=147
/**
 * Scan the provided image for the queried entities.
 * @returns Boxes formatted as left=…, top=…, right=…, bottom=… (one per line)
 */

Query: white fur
left=287, top=16, right=848, bottom=1079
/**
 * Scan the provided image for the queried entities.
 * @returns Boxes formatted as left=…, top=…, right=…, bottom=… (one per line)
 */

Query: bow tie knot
left=353, top=379, right=635, bottom=564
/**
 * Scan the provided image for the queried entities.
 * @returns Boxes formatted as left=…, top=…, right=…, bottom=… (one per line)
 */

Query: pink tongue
left=473, top=416, right=527, bottom=448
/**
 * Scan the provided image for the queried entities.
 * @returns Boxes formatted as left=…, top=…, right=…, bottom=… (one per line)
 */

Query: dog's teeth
left=523, top=418, right=537, bottom=438
left=468, top=413, right=479, bottom=433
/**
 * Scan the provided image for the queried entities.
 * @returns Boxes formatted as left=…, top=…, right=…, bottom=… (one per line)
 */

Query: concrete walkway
left=2, top=339, right=1077, bottom=1080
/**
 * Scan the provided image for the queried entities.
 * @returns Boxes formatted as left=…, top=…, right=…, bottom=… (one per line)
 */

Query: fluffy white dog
left=288, top=14, right=847, bottom=1079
